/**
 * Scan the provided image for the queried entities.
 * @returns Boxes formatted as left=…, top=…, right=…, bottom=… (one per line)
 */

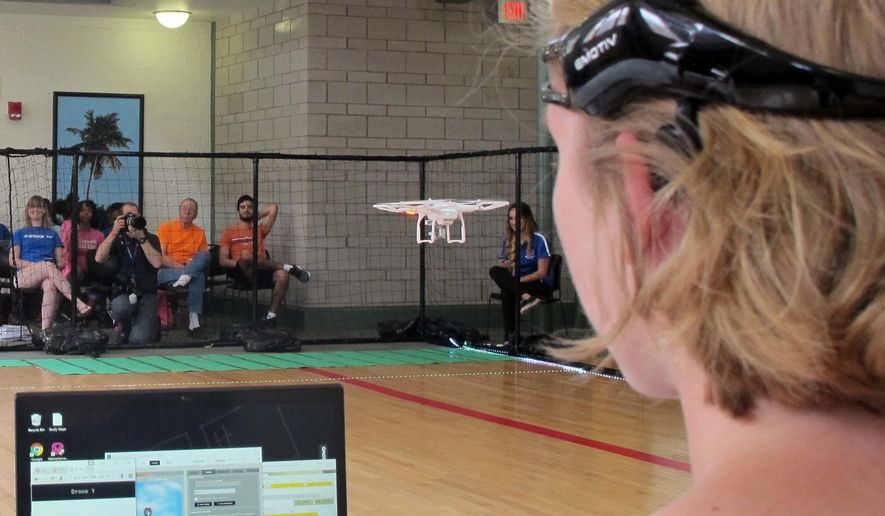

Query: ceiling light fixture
left=154, top=10, right=191, bottom=29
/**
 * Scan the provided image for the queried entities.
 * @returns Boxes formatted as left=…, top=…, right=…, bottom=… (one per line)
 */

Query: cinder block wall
left=214, top=0, right=538, bottom=154
left=212, top=0, right=543, bottom=313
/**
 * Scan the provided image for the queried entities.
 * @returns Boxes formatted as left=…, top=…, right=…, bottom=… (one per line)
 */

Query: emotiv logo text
left=574, top=34, right=619, bottom=71
left=572, top=5, right=630, bottom=72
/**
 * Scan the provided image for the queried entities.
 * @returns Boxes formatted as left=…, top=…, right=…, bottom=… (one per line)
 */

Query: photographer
left=95, top=202, right=162, bottom=345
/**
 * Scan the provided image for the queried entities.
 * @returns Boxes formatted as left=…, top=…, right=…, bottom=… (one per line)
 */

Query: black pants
left=489, top=266, right=553, bottom=336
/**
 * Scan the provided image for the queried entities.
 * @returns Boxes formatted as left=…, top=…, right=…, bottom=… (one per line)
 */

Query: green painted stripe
left=414, top=349, right=474, bottom=362
left=382, top=349, right=452, bottom=364
left=278, top=352, right=351, bottom=368
left=134, top=356, right=203, bottom=372
left=230, top=353, right=302, bottom=368
left=459, top=348, right=514, bottom=361
left=60, top=358, right=129, bottom=374
left=166, top=355, right=240, bottom=372
left=26, top=359, right=93, bottom=375
left=405, top=348, right=512, bottom=363
left=200, top=354, right=273, bottom=370
left=0, top=359, right=33, bottom=367
left=325, top=351, right=405, bottom=366
left=98, top=358, right=168, bottom=374
left=314, top=351, right=382, bottom=366
left=8, top=346, right=516, bottom=375
left=304, top=351, right=375, bottom=367
left=350, top=350, right=418, bottom=365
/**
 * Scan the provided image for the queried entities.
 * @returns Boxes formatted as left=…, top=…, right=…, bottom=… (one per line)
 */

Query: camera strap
left=121, top=236, right=141, bottom=264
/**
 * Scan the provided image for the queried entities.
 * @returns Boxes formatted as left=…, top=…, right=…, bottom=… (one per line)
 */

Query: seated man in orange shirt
left=157, top=198, right=211, bottom=339
left=219, top=195, right=309, bottom=321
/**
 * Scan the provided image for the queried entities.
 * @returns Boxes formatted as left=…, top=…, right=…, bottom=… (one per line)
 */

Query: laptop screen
left=15, top=384, right=346, bottom=516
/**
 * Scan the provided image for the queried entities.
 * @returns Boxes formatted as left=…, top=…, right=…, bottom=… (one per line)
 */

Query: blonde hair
left=546, top=0, right=885, bottom=416
left=24, top=195, right=51, bottom=228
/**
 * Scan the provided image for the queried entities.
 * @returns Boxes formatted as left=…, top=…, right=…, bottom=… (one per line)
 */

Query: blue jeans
left=111, top=293, right=159, bottom=345
left=157, top=251, right=210, bottom=315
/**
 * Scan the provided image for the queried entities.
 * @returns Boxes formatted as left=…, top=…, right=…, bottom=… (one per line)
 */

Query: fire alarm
left=8, top=101, right=22, bottom=120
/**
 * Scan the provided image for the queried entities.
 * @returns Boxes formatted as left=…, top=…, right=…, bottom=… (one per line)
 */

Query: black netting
left=0, top=147, right=583, bottom=348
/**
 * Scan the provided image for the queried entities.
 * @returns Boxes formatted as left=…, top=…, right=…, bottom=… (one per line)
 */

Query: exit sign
left=498, top=0, right=528, bottom=24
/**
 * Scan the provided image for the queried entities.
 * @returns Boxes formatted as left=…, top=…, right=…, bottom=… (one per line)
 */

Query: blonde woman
left=541, top=0, right=885, bottom=512
left=11, top=195, right=91, bottom=330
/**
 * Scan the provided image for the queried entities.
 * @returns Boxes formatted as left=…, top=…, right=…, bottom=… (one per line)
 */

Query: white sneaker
left=519, top=297, right=542, bottom=315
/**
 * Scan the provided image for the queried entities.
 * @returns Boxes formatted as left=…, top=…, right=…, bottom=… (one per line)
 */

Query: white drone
left=373, top=198, right=509, bottom=244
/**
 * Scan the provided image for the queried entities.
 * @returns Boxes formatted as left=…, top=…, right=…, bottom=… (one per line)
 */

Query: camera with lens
left=122, top=213, right=147, bottom=233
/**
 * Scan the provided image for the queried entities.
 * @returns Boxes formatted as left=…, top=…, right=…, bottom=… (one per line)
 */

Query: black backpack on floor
left=41, top=326, right=109, bottom=358
left=238, top=328, right=301, bottom=352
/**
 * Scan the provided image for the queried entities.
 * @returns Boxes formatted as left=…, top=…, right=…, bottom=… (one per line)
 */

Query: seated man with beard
left=218, top=195, right=310, bottom=321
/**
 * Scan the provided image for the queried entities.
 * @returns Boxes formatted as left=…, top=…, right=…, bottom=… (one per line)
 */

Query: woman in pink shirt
left=59, top=200, right=105, bottom=282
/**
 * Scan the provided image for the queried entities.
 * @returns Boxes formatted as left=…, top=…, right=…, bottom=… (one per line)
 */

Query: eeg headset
left=541, top=0, right=885, bottom=154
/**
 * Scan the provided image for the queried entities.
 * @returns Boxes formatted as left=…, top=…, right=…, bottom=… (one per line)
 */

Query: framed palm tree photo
left=53, top=92, right=144, bottom=210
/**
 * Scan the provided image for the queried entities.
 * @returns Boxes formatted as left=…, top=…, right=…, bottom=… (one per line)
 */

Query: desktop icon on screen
left=52, top=413, right=63, bottom=427
left=29, top=443, right=44, bottom=458
left=30, top=414, right=42, bottom=427
left=50, top=442, right=65, bottom=457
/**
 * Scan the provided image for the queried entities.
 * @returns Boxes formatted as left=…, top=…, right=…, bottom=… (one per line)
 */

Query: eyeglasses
left=541, top=0, right=885, bottom=119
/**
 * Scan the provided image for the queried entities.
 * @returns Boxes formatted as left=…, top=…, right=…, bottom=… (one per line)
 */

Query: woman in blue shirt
left=489, top=202, right=553, bottom=345
left=11, top=195, right=91, bottom=330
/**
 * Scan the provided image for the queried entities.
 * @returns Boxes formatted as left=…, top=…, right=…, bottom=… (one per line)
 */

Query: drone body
left=373, top=199, right=509, bottom=243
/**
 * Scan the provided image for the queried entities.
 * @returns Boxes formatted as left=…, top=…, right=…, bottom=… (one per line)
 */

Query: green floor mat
left=0, top=359, right=32, bottom=367
left=0, top=347, right=514, bottom=375
left=132, top=356, right=203, bottom=372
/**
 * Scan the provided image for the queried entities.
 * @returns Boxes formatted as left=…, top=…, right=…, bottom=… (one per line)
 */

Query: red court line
left=304, top=367, right=691, bottom=473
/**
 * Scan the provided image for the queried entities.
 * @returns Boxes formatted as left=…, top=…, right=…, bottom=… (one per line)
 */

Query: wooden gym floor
left=0, top=343, right=690, bottom=515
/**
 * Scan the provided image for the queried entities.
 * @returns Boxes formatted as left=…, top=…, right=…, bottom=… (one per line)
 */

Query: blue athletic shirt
left=13, top=227, right=62, bottom=264
left=498, top=232, right=553, bottom=286
left=0, top=223, right=10, bottom=241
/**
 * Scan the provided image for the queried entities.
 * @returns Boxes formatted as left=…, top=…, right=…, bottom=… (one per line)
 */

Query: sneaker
left=520, top=296, right=542, bottom=314
left=187, top=327, right=211, bottom=340
left=288, top=265, right=310, bottom=283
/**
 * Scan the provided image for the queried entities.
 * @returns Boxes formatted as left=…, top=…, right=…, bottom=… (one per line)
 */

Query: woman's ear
left=616, top=131, right=684, bottom=267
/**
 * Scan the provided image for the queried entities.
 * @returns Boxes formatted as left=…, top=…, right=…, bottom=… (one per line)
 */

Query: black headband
left=542, top=0, right=885, bottom=118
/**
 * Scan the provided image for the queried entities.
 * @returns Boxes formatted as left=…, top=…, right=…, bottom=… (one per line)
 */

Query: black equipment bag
left=238, top=328, right=301, bottom=352
left=41, top=326, right=109, bottom=358
left=377, top=317, right=484, bottom=348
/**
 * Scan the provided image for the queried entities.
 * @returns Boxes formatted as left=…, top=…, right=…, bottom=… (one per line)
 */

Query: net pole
left=209, top=21, right=217, bottom=240
left=251, top=157, right=260, bottom=332
left=512, top=152, right=523, bottom=356
left=419, top=160, right=427, bottom=337
left=69, top=152, right=80, bottom=328
left=5, top=156, right=12, bottom=237
left=5, top=155, right=24, bottom=341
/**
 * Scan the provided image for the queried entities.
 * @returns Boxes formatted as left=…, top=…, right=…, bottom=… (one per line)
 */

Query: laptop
left=15, top=385, right=347, bottom=515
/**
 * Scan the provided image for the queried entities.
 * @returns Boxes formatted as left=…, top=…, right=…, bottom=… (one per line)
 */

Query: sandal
left=77, top=303, right=93, bottom=318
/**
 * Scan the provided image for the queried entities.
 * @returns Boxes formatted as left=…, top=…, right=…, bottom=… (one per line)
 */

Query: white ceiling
left=0, top=0, right=275, bottom=23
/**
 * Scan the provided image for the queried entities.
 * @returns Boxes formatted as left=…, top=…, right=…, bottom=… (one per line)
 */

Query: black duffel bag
left=41, top=326, right=109, bottom=358
left=238, top=328, right=301, bottom=352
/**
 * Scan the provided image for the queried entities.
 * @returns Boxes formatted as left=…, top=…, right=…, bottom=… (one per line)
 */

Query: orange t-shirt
left=220, top=224, right=270, bottom=262
left=157, top=220, right=208, bottom=264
